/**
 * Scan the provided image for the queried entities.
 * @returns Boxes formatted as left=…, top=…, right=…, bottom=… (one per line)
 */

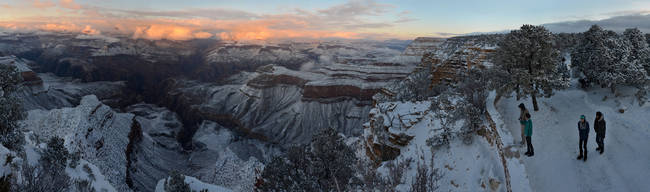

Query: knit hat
left=580, top=115, right=585, bottom=119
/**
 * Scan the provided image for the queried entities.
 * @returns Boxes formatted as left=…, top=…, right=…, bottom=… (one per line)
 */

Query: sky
left=1, top=0, right=650, bottom=41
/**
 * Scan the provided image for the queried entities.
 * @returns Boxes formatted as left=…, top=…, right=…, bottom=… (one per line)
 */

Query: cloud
left=602, top=10, right=650, bottom=17
left=132, top=24, right=214, bottom=40
left=543, top=12, right=650, bottom=33
left=81, top=25, right=100, bottom=35
left=60, top=0, right=82, bottom=9
left=116, top=8, right=259, bottom=20
left=397, top=10, right=410, bottom=17
left=1, top=0, right=408, bottom=40
left=394, top=18, right=417, bottom=23
left=41, top=23, right=82, bottom=32
left=32, top=0, right=56, bottom=9
left=317, top=0, right=393, bottom=18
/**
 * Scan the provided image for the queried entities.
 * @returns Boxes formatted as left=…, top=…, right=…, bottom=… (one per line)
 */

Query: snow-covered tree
left=572, top=25, right=647, bottom=92
left=164, top=171, right=191, bottom=192
left=310, top=128, right=357, bottom=191
left=624, top=28, right=650, bottom=78
left=492, top=24, right=569, bottom=111
left=457, top=68, right=488, bottom=144
left=70, top=179, right=95, bottom=192
left=0, top=65, right=24, bottom=150
left=16, top=155, right=71, bottom=191
left=554, top=33, right=580, bottom=52
left=42, top=137, right=70, bottom=170
left=258, top=127, right=359, bottom=191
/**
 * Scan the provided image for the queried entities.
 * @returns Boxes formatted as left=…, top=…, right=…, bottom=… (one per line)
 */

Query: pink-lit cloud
left=60, top=0, right=82, bottom=10
left=1, top=0, right=414, bottom=40
left=32, top=0, right=56, bottom=9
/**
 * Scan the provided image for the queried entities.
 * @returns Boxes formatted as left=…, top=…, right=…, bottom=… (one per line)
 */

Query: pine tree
left=572, top=25, right=647, bottom=92
left=0, top=64, right=24, bottom=150
left=42, top=137, right=70, bottom=170
left=624, top=28, right=650, bottom=79
left=492, top=24, right=569, bottom=111
left=309, top=128, right=357, bottom=191
left=164, top=171, right=191, bottom=192
left=258, top=128, right=359, bottom=192
left=17, top=142, right=71, bottom=192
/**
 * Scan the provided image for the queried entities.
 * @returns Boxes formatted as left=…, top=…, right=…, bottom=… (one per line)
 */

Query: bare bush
left=13, top=161, right=70, bottom=192
left=410, top=154, right=441, bottom=192
left=385, top=157, right=413, bottom=188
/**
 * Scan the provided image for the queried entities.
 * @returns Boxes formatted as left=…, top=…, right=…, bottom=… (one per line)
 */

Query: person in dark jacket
left=524, top=113, right=534, bottom=157
left=594, top=111, right=606, bottom=154
left=577, top=115, right=589, bottom=161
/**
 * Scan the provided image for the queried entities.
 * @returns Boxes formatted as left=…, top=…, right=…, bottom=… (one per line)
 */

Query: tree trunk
left=333, top=174, right=341, bottom=192
left=516, top=85, right=521, bottom=100
left=532, top=94, right=539, bottom=111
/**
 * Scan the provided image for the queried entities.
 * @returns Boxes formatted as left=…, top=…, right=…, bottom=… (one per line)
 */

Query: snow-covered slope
left=162, top=63, right=414, bottom=146
left=21, top=95, right=135, bottom=191
left=363, top=94, right=512, bottom=191
left=0, top=134, right=119, bottom=192
left=125, top=103, right=271, bottom=191
left=365, top=81, right=649, bottom=192
left=18, top=73, right=126, bottom=110
left=154, top=175, right=232, bottom=192
left=490, top=83, right=650, bottom=191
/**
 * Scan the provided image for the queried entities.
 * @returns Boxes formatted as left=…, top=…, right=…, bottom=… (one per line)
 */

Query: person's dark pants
left=579, top=138, right=588, bottom=156
left=596, top=134, right=604, bottom=152
left=526, top=136, right=534, bottom=154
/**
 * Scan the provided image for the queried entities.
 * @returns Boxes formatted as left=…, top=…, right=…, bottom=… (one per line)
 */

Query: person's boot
left=577, top=151, right=583, bottom=160
left=600, top=146, right=604, bottom=154
left=583, top=152, right=587, bottom=162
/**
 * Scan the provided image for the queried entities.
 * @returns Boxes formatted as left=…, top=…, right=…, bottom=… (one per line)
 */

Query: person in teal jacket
left=524, top=113, right=534, bottom=157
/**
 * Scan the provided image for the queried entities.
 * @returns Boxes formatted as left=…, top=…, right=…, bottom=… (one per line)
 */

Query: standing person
left=518, top=103, right=530, bottom=145
left=594, top=112, right=606, bottom=154
left=524, top=113, right=534, bottom=157
left=577, top=115, right=590, bottom=162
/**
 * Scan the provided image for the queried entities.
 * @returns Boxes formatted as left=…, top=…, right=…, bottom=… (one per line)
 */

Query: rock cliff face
left=402, top=37, right=446, bottom=57
left=124, top=103, right=274, bottom=191
left=365, top=35, right=500, bottom=162
left=4, top=31, right=422, bottom=191
left=22, top=95, right=135, bottom=192
left=405, top=36, right=500, bottom=89
left=0, top=56, right=126, bottom=110
left=161, top=62, right=415, bottom=146
left=422, top=41, right=495, bottom=86
left=0, top=56, right=42, bottom=85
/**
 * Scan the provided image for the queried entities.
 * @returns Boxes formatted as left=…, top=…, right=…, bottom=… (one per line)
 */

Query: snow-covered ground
left=154, top=175, right=232, bottom=192
left=369, top=79, right=649, bottom=192
left=369, top=97, right=509, bottom=192
left=490, top=83, right=650, bottom=191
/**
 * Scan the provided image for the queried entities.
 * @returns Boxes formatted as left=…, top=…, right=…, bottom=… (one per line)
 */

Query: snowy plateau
left=0, top=30, right=648, bottom=192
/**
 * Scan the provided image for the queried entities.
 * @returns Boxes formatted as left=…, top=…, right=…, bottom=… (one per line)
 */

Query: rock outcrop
left=22, top=95, right=134, bottom=191
left=402, top=37, right=446, bottom=57
left=0, top=55, right=42, bottom=85
left=161, top=62, right=414, bottom=146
